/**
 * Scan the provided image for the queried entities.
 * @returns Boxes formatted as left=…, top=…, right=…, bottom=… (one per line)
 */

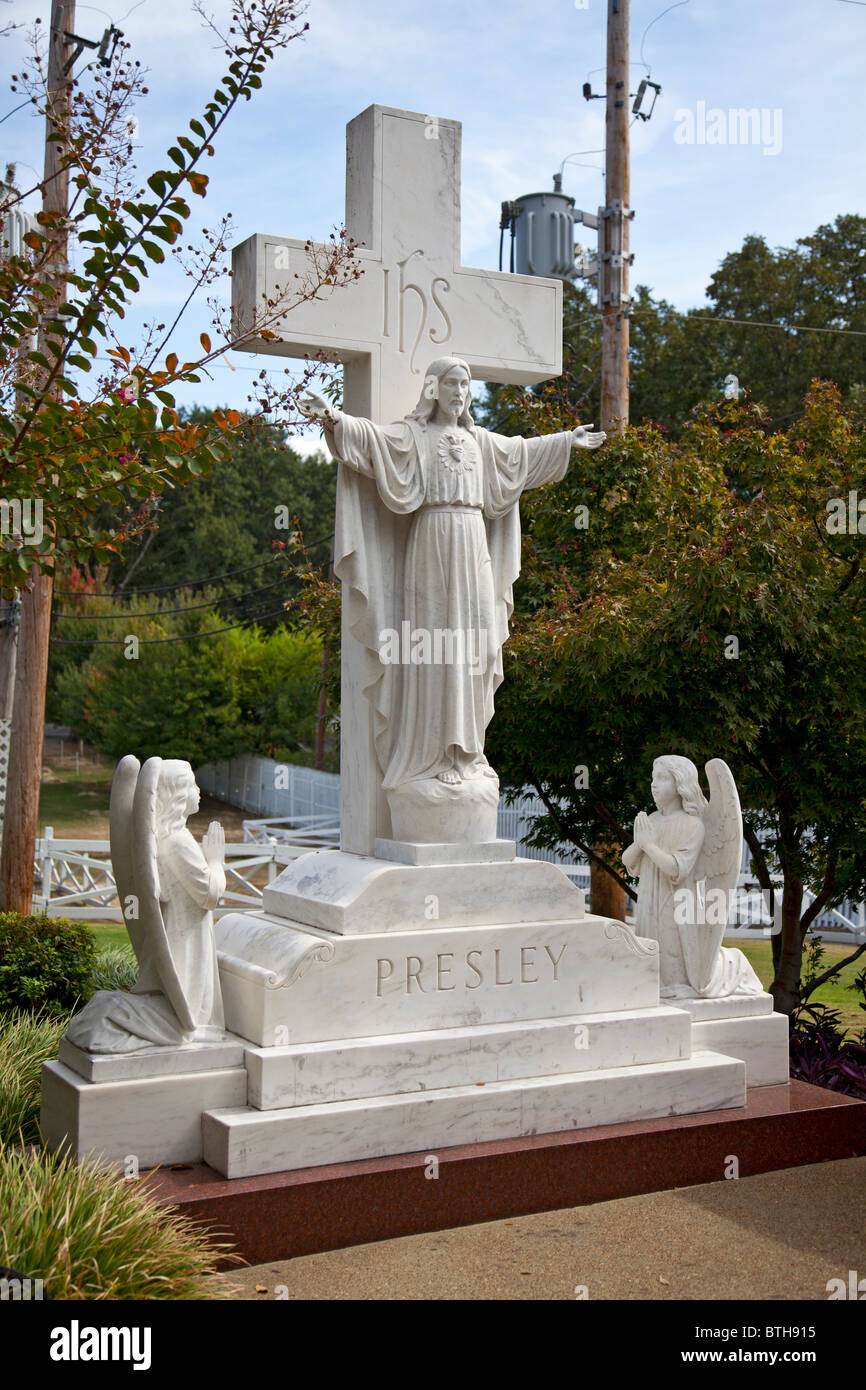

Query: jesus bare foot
left=437, top=767, right=462, bottom=785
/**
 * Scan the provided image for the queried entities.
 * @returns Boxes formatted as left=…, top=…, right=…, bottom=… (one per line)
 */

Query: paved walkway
left=215, top=1156, right=866, bottom=1301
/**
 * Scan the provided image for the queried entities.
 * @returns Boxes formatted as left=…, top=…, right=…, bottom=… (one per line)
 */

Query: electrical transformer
left=510, top=189, right=579, bottom=282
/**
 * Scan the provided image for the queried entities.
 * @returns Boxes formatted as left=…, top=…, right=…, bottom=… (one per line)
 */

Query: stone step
left=202, top=1051, right=746, bottom=1178
left=244, top=1006, right=692, bottom=1110
left=260, top=849, right=586, bottom=935
left=691, top=1011, right=790, bottom=1088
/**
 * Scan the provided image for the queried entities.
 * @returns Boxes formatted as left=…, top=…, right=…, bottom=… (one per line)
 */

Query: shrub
left=0, top=914, right=97, bottom=1016
left=0, top=1140, right=240, bottom=1299
left=90, top=945, right=138, bottom=994
left=789, top=1002, right=866, bottom=1099
left=54, top=598, right=326, bottom=768
left=0, top=1009, right=68, bottom=1145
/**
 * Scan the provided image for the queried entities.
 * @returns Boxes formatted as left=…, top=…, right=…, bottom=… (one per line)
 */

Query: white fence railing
left=32, top=827, right=305, bottom=921
left=196, top=756, right=339, bottom=822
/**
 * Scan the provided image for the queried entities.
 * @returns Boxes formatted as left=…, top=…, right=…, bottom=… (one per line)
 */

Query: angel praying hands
left=622, top=755, right=763, bottom=1000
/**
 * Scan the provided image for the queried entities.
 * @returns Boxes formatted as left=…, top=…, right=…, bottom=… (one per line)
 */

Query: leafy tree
left=487, top=215, right=866, bottom=441
left=0, top=1, right=357, bottom=910
left=483, top=379, right=866, bottom=1016
left=102, top=410, right=336, bottom=612
left=631, top=215, right=866, bottom=433
left=52, top=598, right=328, bottom=769
left=1, top=1, right=350, bottom=590
left=46, top=416, right=336, bottom=730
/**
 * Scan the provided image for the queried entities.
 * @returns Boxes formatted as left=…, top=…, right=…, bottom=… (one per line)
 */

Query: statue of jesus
left=299, top=355, right=604, bottom=842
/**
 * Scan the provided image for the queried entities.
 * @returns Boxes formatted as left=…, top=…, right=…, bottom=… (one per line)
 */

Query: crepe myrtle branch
left=6, top=0, right=337, bottom=454
left=530, top=778, right=638, bottom=903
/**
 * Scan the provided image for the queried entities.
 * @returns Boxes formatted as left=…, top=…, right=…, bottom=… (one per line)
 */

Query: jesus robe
left=324, top=412, right=574, bottom=788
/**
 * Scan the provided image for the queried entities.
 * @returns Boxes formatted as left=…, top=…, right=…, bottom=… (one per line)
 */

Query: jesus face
left=438, top=366, right=470, bottom=418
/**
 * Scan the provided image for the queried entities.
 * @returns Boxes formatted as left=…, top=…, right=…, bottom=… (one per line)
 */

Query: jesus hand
left=571, top=424, right=606, bottom=450
left=297, top=390, right=337, bottom=424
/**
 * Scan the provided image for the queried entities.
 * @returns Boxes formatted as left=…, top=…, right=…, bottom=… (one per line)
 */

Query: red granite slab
left=144, top=1081, right=866, bottom=1266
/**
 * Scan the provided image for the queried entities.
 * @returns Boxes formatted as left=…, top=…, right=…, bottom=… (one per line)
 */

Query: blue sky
left=3, top=0, right=864, bottom=432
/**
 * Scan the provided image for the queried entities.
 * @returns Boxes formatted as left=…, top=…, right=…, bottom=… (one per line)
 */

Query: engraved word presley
left=375, top=942, right=568, bottom=996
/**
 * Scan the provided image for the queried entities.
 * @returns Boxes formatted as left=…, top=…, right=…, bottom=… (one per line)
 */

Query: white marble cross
left=232, top=104, right=563, bottom=855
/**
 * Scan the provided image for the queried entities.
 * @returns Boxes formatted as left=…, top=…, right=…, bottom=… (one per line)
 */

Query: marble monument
left=40, top=105, right=788, bottom=1178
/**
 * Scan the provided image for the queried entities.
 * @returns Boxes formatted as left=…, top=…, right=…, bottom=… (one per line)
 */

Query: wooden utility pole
left=600, top=0, right=630, bottom=435
left=0, top=600, right=19, bottom=722
left=0, top=1, right=72, bottom=911
left=591, top=0, right=631, bottom=922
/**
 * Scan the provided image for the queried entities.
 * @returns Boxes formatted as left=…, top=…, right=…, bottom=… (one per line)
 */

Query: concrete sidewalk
left=215, top=1156, right=866, bottom=1300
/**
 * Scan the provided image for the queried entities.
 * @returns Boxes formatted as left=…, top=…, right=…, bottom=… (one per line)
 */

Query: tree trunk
left=591, top=854, right=627, bottom=921
left=0, top=2, right=72, bottom=912
left=0, top=567, right=53, bottom=912
left=770, top=874, right=804, bottom=1016
left=0, top=597, right=20, bottom=720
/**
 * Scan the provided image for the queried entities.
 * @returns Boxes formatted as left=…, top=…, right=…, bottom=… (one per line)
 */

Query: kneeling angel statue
left=622, top=755, right=763, bottom=1000
left=65, top=756, right=226, bottom=1053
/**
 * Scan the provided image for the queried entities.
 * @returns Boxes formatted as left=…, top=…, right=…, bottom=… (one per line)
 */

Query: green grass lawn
left=38, top=760, right=113, bottom=840
left=731, top=937, right=865, bottom=1032
left=83, top=921, right=132, bottom=952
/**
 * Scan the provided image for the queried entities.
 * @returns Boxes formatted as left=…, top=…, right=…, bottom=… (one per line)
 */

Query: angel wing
left=680, top=759, right=743, bottom=993
left=696, top=759, right=743, bottom=901
left=109, top=755, right=139, bottom=930
left=129, top=757, right=196, bottom=1032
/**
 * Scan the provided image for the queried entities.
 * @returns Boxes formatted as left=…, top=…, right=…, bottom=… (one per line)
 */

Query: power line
left=54, top=553, right=283, bottom=597
left=0, top=98, right=32, bottom=128
left=53, top=530, right=333, bottom=598
left=639, top=0, right=691, bottom=73
left=630, top=308, right=866, bottom=338
left=53, top=573, right=291, bottom=619
left=50, top=603, right=291, bottom=645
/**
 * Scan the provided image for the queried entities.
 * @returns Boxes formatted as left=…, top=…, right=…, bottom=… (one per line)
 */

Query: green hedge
left=0, top=913, right=97, bottom=1015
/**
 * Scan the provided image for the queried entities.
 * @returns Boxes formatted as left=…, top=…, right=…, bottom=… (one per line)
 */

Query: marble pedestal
left=199, top=850, right=756, bottom=1179
left=40, top=1038, right=247, bottom=1169
left=40, top=850, right=792, bottom=1177
left=679, top=993, right=790, bottom=1087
